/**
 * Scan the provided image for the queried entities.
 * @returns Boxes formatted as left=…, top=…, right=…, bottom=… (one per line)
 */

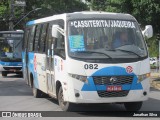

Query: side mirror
left=52, top=25, right=60, bottom=38
left=142, top=25, right=153, bottom=39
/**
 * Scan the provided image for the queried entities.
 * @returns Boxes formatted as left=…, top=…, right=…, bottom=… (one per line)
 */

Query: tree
left=0, top=0, right=10, bottom=30
left=17, top=0, right=88, bottom=29
left=0, top=0, right=88, bottom=30
left=86, top=0, right=160, bottom=33
left=86, top=0, right=160, bottom=57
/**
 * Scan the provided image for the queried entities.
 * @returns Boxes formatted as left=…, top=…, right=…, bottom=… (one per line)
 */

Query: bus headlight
left=69, top=73, right=88, bottom=83
left=138, top=73, right=150, bottom=83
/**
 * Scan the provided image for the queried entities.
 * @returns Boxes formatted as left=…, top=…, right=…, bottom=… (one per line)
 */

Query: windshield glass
left=68, top=19, right=147, bottom=61
left=0, top=33, right=23, bottom=61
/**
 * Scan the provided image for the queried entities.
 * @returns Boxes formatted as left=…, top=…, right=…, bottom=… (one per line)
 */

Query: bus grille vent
left=93, top=76, right=133, bottom=85
left=3, top=67, right=22, bottom=71
left=97, top=90, right=129, bottom=97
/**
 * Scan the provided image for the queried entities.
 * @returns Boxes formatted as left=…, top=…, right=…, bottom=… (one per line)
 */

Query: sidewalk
left=151, top=72, right=159, bottom=78
left=150, top=72, right=160, bottom=90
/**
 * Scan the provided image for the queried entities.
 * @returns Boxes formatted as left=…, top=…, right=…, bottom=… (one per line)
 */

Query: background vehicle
left=150, top=57, right=158, bottom=65
left=0, top=30, right=23, bottom=77
left=23, top=11, right=153, bottom=111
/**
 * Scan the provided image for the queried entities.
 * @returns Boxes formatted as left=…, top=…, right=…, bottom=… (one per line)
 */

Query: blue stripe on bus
left=26, top=21, right=35, bottom=26
left=28, top=52, right=39, bottom=89
left=0, top=61, right=22, bottom=66
left=81, top=66, right=143, bottom=91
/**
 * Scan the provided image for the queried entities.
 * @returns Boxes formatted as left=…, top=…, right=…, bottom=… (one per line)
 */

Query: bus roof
left=67, top=11, right=135, bottom=20
left=26, top=11, right=136, bottom=26
left=0, top=31, right=24, bottom=40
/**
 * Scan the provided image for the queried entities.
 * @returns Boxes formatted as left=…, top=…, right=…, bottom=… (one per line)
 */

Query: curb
left=151, top=73, right=159, bottom=78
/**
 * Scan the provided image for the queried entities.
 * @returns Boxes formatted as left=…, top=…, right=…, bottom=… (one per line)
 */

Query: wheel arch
left=56, top=80, right=62, bottom=98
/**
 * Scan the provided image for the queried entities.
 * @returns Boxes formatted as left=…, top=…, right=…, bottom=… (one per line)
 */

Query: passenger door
left=23, top=29, right=30, bottom=84
left=46, top=26, right=56, bottom=96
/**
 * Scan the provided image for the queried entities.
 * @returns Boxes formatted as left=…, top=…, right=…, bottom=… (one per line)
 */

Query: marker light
left=138, top=73, right=150, bottom=83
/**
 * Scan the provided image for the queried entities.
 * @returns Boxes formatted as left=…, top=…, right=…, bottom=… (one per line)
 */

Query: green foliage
left=0, top=0, right=88, bottom=30
left=86, top=0, right=160, bottom=33
left=24, top=0, right=88, bottom=20
left=0, top=0, right=9, bottom=30
left=146, top=35, right=159, bottom=57
left=86, top=0, right=160, bottom=57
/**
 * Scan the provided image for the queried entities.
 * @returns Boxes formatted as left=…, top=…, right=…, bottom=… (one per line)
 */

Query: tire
left=32, top=81, right=43, bottom=98
left=16, top=73, right=23, bottom=77
left=20, top=73, right=23, bottom=78
left=41, top=92, right=49, bottom=98
left=2, top=71, right=7, bottom=77
left=58, top=86, right=72, bottom=111
left=18, top=72, right=23, bottom=78
left=124, top=102, right=143, bottom=111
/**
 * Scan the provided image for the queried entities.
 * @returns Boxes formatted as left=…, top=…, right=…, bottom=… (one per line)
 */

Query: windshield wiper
left=116, top=49, right=141, bottom=58
left=75, top=51, right=112, bottom=59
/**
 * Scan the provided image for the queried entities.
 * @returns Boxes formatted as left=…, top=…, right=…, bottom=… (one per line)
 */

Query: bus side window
left=46, top=26, right=52, bottom=55
left=34, top=24, right=42, bottom=52
left=28, top=26, right=36, bottom=51
left=39, top=23, right=48, bottom=53
left=54, top=34, right=65, bottom=59
left=45, top=25, right=53, bottom=70
left=23, top=28, right=29, bottom=51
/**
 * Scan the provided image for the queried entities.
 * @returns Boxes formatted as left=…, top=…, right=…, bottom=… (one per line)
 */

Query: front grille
left=93, top=76, right=133, bottom=85
left=97, top=90, right=129, bottom=97
left=3, top=67, right=22, bottom=71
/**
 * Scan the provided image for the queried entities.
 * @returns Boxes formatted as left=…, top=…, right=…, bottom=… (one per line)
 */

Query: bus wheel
left=58, top=86, right=72, bottom=111
left=2, top=72, right=7, bottom=77
left=124, top=102, right=142, bottom=111
left=32, top=82, right=42, bottom=98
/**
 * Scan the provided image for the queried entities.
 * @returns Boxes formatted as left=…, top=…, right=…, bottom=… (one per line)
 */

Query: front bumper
left=0, top=65, right=22, bottom=72
left=66, top=77, right=150, bottom=103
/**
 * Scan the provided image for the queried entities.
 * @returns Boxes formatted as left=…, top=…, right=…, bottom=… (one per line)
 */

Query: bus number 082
left=84, top=64, right=98, bottom=69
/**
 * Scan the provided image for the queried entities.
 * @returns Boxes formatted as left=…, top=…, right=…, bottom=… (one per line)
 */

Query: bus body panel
left=33, top=53, right=48, bottom=93
left=22, top=51, right=27, bottom=80
left=27, top=52, right=39, bottom=89
left=27, top=52, right=47, bottom=93
left=53, top=55, right=68, bottom=99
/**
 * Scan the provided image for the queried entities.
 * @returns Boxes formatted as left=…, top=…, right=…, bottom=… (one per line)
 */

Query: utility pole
left=90, top=0, right=93, bottom=11
left=9, top=0, right=26, bottom=30
left=9, top=0, right=15, bottom=30
left=157, top=33, right=160, bottom=74
left=22, top=1, right=26, bottom=29
left=13, top=8, right=41, bottom=29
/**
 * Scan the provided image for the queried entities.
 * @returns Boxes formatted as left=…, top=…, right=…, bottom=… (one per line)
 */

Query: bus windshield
left=0, top=32, right=23, bottom=61
left=68, top=19, right=147, bottom=60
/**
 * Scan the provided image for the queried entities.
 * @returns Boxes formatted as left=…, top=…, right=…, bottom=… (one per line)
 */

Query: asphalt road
left=0, top=74, right=160, bottom=119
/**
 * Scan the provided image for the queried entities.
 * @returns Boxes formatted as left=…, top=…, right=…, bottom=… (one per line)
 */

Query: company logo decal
left=110, top=77, right=117, bottom=84
left=126, top=66, right=133, bottom=73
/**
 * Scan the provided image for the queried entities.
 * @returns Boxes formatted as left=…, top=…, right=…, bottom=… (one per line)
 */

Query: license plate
left=107, top=86, right=122, bottom=91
